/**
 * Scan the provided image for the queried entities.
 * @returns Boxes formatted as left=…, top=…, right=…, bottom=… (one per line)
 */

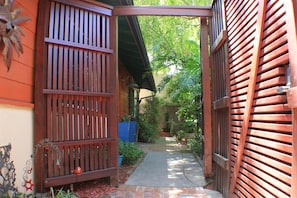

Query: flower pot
left=118, top=155, right=123, bottom=166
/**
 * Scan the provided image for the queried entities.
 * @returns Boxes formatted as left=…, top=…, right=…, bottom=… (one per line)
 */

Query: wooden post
left=109, top=14, right=119, bottom=187
left=283, top=0, right=297, bottom=197
left=34, top=0, right=50, bottom=193
left=200, top=18, right=212, bottom=177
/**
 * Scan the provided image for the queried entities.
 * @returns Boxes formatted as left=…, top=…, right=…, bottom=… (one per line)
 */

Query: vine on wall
left=0, top=0, right=30, bottom=71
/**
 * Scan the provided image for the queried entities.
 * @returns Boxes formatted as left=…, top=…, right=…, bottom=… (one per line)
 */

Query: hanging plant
left=0, top=0, right=30, bottom=71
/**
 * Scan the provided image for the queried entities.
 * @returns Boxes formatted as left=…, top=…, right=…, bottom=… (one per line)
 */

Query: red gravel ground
left=74, top=164, right=139, bottom=197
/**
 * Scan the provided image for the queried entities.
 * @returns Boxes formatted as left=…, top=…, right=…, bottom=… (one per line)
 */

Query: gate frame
left=114, top=3, right=297, bottom=197
left=34, top=3, right=214, bottom=192
left=283, top=1, right=297, bottom=197
left=34, top=0, right=51, bottom=192
left=113, top=5, right=213, bottom=178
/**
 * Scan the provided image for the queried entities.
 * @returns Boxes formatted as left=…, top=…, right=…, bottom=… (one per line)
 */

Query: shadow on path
left=109, top=137, right=223, bottom=197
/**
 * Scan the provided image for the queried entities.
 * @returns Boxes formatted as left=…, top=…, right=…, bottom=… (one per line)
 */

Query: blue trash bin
left=118, top=121, right=137, bottom=142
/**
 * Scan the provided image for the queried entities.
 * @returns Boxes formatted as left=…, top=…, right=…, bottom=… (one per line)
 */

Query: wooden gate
left=210, top=0, right=296, bottom=197
left=34, top=0, right=118, bottom=191
left=209, top=0, right=230, bottom=197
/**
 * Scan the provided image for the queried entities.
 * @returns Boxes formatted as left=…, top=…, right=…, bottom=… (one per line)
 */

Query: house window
left=129, top=87, right=135, bottom=116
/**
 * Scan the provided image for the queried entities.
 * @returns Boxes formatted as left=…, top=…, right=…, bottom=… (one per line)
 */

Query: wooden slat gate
left=209, top=0, right=229, bottom=197
left=210, top=0, right=296, bottom=197
left=34, top=0, right=118, bottom=191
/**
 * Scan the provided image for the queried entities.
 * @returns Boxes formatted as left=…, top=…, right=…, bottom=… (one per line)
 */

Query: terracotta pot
left=72, top=166, right=82, bottom=175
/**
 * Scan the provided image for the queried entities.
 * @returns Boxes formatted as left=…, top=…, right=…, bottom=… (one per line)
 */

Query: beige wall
left=0, top=104, right=34, bottom=194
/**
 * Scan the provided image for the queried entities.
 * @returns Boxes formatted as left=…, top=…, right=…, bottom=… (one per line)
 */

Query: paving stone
left=107, top=137, right=222, bottom=198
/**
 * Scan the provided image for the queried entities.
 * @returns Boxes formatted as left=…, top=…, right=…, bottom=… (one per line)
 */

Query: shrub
left=120, top=142, right=144, bottom=165
left=138, top=113, right=158, bottom=143
left=188, top=132, right=203, bottom=157
left=138, top=96, right=160, bottom=143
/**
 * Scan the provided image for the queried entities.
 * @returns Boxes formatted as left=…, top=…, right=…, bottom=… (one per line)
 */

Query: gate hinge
left=277, top=85, right=290, bottom=93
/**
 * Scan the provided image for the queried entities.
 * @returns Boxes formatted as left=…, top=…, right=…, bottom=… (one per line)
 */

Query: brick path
left=109, top=185, right=211, bottom=198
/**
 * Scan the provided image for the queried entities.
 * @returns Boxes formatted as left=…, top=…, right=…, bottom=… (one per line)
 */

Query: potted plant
left=118, top=140, right=124, bottom=166
left=118, top=114, right=137, bottom=143
left=118, top=140, right=144, bottom=166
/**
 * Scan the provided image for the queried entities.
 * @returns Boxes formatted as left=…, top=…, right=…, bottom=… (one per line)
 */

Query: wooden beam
left=213, top=96, right=229, bottom=110
left=211, top=30, right=227, bottom=53
left=213, top=153, right=229, bottom=170
left=201, top=18, right=212, bottom=177
left=54, top=0, right=113, bottom=15
left=44, top=168, right=117, bottom=187
left=230, top=0, right=267, bottom=193
left=283, top=0, right=297, bottom=197
left=114, top=6, right=212, bottom=17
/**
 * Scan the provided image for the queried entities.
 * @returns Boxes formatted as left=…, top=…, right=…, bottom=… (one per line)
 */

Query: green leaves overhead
left=134, top=0, right=211, bottom=131
left=138, top=15, right=200, bottom=72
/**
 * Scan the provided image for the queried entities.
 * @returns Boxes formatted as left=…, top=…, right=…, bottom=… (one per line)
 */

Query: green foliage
left=118, top=139, right=125, bottom=155
left=119, top=141, right=144, bottom=165
left=11, top=187, right=78, bottom=198
left=176, top=130, right=186, bottom=140
left=138, top=114, right=158, bottom=142
left=133, top=0, right=212, bottom=143
left=50, top=187, right=78, bottom=198
left=188, top=130, right=203, bottom=157
left=1, top=193, right=10, bottom=198
left=121, top=114, right=135, bottom=122
left=134, top=0, right=212, bottom=157
left=15, top=193, right=35, bottom=198
left=138, top=96, right=160, bottom=142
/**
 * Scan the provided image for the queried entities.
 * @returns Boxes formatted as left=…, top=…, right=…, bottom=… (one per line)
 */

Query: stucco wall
left=0, top=104, right=34, bottom=194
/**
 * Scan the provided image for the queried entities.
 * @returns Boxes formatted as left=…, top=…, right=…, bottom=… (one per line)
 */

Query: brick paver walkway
left=109, top=185, right=211, bottom=198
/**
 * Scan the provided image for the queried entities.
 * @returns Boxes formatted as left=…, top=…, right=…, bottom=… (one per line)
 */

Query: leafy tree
left=134, top=0, right=211, bottom=148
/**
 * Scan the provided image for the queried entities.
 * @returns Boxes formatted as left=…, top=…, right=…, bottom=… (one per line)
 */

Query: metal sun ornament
left=0, top=0, right=30, bottom=71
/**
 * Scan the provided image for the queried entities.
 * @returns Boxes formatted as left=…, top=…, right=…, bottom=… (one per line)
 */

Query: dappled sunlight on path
left=109, top=137, right=223, bottom=198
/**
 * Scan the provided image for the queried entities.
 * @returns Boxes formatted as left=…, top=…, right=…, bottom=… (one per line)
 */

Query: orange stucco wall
left=0, top=0, right=38, bottom=108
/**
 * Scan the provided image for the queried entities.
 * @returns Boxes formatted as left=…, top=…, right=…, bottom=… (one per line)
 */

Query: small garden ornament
left=0, top=0, right=30, bottom=70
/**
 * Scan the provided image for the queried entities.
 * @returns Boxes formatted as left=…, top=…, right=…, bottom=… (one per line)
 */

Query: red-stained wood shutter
left=34, top=0, right=118, bottom=191
left=223, top=0, right=293, bottom=197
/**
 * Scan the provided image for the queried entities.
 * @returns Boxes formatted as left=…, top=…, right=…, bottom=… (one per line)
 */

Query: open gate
left=34, top=0, right=118, bottom=191
left=32, top=0, right=297, bottom=196
left=211, top=0, right=297, bottom=197
left=209, top=0, right=230, bottom=197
